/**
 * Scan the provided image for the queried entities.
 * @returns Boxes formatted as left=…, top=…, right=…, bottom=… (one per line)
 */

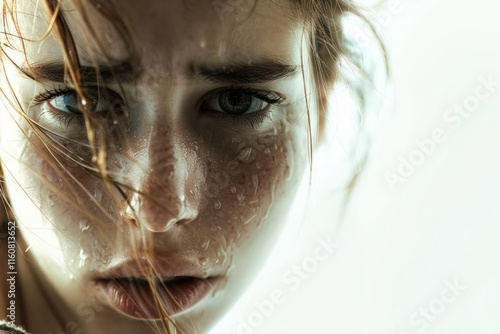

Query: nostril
left=176, top=205, right=198, bottom=226
left=119, top=191, right=197, bottom=233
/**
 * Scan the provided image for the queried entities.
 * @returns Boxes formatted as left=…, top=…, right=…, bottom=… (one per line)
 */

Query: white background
left=211, top=0, right=500, bottom=333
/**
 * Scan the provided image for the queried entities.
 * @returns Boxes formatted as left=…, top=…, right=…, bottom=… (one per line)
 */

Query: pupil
left=64, top=94, right=85, bottom=113
left=228, top=92, right=244, bottom=105
left=221, top=91, right=252, bottom=114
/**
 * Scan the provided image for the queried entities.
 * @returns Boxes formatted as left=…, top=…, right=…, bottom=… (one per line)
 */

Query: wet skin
left=0, top=0, right=320, bottom=332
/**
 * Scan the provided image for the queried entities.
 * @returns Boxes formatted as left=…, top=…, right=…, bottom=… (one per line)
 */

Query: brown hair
left=0, top=0, right=386, bottom=333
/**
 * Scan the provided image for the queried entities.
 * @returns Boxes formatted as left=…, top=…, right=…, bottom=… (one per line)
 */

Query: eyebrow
left=20, top=59, right=301, bottom=85
left=188, top=59, right=301, bottom=84
left=19, top=61, right=137, bottom=84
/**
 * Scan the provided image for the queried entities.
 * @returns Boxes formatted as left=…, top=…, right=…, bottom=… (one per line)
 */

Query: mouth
left=97, top=275, right=221, bottom=319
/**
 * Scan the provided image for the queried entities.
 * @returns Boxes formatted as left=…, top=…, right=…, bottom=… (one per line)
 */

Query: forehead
left=10, top=0, right=304, bottom=68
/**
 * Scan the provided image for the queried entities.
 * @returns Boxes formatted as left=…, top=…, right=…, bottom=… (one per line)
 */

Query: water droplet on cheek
left=214, top=199, right=222, bottom=210
left=237, top=147, right=255, bottom=163
left=199, top=257, right=208, bottom=266
left=91, top=239, right=111, bottom=265
left=230, top=186, right=237, bottom=194
left=215, top=250, right=222, bottom=264
left=201, top=239, right=211, bottom=250
left=236, top=193, right=246, bottom=202
left=93, top=185, right=103, bottom=202
left=252, top=174, right=259, bottom=195
left=79, top=249, right=88, bottom=268
left=79, top=219, right=90, bottom=232
left=240, top=214, right=257, bottom=225
left=210, top=224, right=222, bottom=233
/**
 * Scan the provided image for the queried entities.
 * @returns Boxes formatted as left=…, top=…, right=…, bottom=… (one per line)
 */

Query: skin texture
left=0, top=0, right=322, bottom=333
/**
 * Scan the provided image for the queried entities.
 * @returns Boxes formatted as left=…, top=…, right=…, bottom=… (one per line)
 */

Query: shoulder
left=0, top=321, right=29, bottom=334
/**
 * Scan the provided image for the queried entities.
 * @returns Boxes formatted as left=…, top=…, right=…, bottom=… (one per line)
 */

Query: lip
left=97, top=276, right=220, bottom=319
left=94, top=258, right=222, bottom=319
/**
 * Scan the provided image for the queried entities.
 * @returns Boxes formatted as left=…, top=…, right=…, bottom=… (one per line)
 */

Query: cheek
left=37, top=162, right=116, bottom=271
left=197, top=117, right=307, bottom=261
left=3, top=126, right=117, bottom=276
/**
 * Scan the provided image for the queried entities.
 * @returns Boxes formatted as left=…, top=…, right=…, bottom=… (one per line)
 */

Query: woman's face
left=0, top=0, right=318, bottom=332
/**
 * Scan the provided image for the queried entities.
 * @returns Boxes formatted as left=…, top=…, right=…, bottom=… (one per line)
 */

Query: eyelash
left=32, top=85, right=285, bottom=129
left=33, top=87, right=87, bottom=127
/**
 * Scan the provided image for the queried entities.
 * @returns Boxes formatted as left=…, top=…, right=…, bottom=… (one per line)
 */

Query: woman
left=0, top=0, right=384, bottom=333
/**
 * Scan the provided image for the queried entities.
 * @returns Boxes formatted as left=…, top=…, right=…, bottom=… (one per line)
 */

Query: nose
left=124, top=128, right=198, bottom=233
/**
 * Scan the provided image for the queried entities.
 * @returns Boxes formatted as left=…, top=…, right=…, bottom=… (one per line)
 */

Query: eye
left=49, top=93, right=81, bottom=114
left=42, top=88, right=124, bottom=115
left=200, top=89, right=283, bottom=115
